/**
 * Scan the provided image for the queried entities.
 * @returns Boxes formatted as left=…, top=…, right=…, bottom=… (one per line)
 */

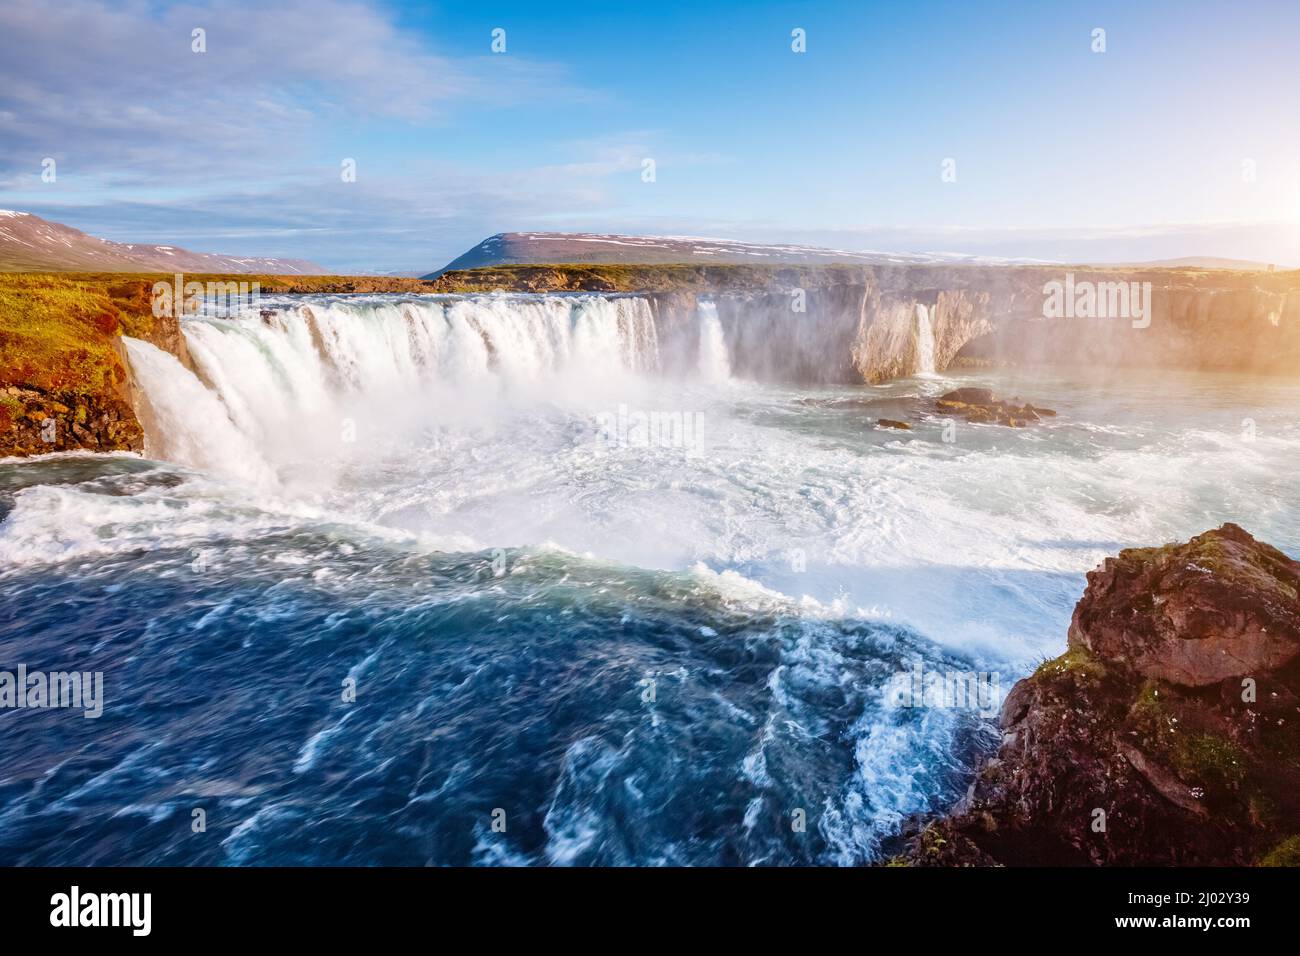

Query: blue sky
left=2, top=0, right=1299, bottom=271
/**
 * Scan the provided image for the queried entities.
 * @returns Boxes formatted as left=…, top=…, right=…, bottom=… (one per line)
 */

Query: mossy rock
left=1032, top=646, right=1107, bottom=683
left=1258, top=834, right=1300, bottom=867
left=1170, top=732, right=1248, bottom=789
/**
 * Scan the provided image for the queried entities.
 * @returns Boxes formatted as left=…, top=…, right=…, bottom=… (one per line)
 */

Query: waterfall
left=123, top=290, right=943, bottom=485
left=123, top=294, right=663, bottom=484
left=124, top=337, right=279, bottom=486
left=696, top=301, right=732, bottom=383
left=914, top=303, right=936, bottom=376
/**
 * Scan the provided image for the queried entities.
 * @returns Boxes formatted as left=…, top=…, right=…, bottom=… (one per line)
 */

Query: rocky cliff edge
left=895, top=524, right=1300, bottom=866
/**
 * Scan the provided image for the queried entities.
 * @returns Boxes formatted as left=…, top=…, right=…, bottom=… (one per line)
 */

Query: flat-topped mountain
left=0, top=211, right=328, bottom=274
left=426, top=232, right=1284, bottom=279
left=423, top=231, right=1051, bottom=277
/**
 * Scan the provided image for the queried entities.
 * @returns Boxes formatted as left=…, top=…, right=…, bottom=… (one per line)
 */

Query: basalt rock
left=893, top=524, right=1300, bottom=866
left=934, top=388, right=1056, bottom=427
left=1070, top=523, right=1300, bottom=686
left=0, top=384, right=142, bottom=455
left=939, top=387, right=996, bottom=405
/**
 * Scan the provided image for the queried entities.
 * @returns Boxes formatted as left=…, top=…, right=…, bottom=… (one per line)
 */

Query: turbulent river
left=1, top=292, right=1297, bottom=865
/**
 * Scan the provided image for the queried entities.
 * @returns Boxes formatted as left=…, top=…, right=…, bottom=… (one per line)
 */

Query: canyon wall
left=645, top=279, right=1001, bottom=385
left=657, top=265, right=1300, bottom=384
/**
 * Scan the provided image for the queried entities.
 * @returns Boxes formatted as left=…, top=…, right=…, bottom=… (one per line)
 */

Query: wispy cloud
left=0, top=0, right=590, bottom=188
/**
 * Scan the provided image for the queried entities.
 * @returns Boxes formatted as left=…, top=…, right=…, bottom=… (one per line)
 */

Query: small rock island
left=935, top=387, right=1057, bottom=427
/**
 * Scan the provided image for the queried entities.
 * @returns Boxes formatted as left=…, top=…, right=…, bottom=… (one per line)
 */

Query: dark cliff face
left=897, top=524, right=1300, bottom=867
left=955, top=285, right=1300, bottom=376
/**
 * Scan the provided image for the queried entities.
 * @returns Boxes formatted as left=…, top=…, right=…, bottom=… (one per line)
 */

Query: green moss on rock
left=1258, top=835, right=1300, bottom=867
left=1032, top=646, right=1107, bottom=683
left=1171, top=732, right=1248, bottom=789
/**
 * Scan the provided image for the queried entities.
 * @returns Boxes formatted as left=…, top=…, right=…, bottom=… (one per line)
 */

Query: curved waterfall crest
left=122, top=290, right=944, bottom=484
left=124, top=293, right=679, bottom=483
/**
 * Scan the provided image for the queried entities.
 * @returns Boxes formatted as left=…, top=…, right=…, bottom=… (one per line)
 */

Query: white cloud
left=0, top=0, right=589, bottom=184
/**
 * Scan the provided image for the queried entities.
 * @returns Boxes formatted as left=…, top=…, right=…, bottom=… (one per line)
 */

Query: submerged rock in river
left=935, top=387, right=1056, bottom=427
left=893, top=523, right=1300, bottom=866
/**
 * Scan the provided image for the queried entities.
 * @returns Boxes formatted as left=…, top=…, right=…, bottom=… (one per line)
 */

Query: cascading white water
left=696, top=301, right=732, bottom=383
left=123, top=337, right=279, bottom=486
left=914, top=303, right=936, bottom=376
left=124, top=294, right=663, bottom=485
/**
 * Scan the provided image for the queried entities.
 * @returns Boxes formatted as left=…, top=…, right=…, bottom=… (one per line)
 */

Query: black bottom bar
left=0, top=866, right=1284, bottom=942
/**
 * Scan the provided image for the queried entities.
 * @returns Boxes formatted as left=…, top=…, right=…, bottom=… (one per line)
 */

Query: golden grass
left=0, top=273, right=152, bottom=393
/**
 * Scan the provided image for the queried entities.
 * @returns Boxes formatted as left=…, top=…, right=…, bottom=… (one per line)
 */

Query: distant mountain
left=0, top=211, right=329, bottom=274
left=357, top=268, right=430, bottom=278
left=424, top=232, right=1051, bottom=277
left=1125, top=256, right=1277, bottom=271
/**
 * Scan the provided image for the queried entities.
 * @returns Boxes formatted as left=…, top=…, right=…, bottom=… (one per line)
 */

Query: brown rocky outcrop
left=895, top=524, right=1300, bottom=866
left=934, top=387, right=1056, bottom=427
left=1070, top=524, right=1300, bottom=686
left=0, top=383, right=141, bottom=455
left=0, top=329, right=153, bottom=456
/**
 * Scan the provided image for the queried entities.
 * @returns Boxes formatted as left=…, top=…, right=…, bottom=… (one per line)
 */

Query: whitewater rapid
left=112, top=293, right=1300, bottom=660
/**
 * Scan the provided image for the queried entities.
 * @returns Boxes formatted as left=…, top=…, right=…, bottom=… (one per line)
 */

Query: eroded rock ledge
left=894, top=524, right=1300, bottom=866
